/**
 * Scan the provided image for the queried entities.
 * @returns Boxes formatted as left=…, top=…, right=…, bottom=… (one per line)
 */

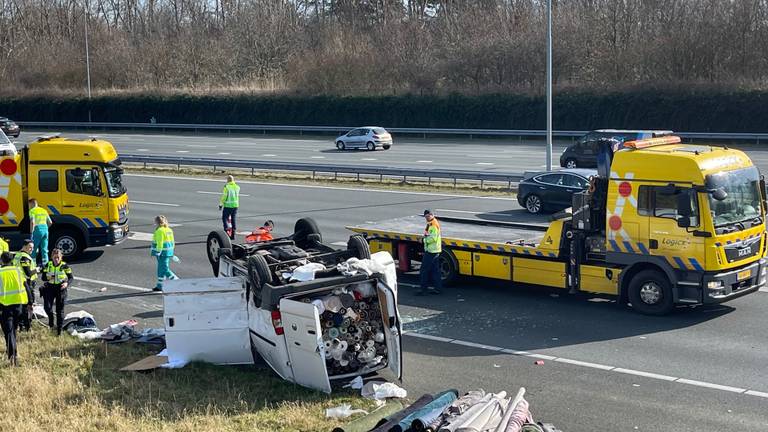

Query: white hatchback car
left=335, top=127, right=392, bottom=151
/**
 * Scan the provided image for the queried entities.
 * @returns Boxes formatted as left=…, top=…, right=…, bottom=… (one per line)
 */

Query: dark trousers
left=222, top=207, right=237, bottom=237
left=420, top=252, right=443, bottom=291
left=0, top=304, right=23, bottom=361
left=42, top=285, right=68, bottom=333
left=18, top=282, right=33, bottom=331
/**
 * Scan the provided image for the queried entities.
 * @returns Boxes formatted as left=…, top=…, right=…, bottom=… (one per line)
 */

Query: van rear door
left=377, top=280, right=402, bottom=380
left=279, top=298, right=331, bottom=393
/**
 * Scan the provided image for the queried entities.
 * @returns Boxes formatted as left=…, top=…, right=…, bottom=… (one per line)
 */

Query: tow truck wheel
left=347, top=235, right=371, bottom=259
left=294, top=217, right=322, bottom=249
left=207, top=230, right=232, bottom=276
left=248, top=254, right=273, bottom=307
left=439, top=250, right=460, bottom=285
left=628, top=270, right=674, bottom=316
left=524, top=194, right=543, bottom=214
left=51, top=228, right=83, bottom=259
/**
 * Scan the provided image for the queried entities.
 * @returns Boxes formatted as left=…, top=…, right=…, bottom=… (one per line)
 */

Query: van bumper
left=702, top=258, right=766, bottom=304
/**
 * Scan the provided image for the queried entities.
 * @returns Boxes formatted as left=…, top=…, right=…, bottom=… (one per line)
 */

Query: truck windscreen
left=104, top=166, right=126, bottom=198
left=706, top=166, right=761, bottom=228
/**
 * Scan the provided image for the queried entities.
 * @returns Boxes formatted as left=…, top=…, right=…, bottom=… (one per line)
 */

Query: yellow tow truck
left=348, top=136, right=768, bottom=315
left=0, top=133, right=129, bottom=258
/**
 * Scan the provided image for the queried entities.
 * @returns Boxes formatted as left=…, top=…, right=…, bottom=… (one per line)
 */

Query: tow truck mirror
left=712, top=188, right=728, bottom=201
left=760, top=177, right=767, bottom=211
left=676, top=190, right=694, bottom=228
left=91, top=168, right=104, bottom=197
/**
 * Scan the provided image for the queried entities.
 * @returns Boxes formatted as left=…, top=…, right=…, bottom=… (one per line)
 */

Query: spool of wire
left=328, top=328, right=340, bottom=339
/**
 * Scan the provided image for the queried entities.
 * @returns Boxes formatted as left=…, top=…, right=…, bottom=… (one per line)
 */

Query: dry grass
left=124, top=165, right=519, bottom=197
left=0, top=326, right=374, bottom=432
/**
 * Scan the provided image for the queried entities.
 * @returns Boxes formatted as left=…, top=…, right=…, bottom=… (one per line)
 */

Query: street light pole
left=84, top=0, right=92, bottom=121
left=545, top=0, right=553, bottom=171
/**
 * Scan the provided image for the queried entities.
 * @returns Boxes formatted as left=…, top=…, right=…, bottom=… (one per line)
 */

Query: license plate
left=737, top=269, right=752, bottom=281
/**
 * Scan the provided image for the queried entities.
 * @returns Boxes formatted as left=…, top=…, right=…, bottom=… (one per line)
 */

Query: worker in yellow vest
left=42, top=248, right=73, bottom=335
left=151, top=215, right=178, bottom=291
left=418, top=209, right=442, bottom=296
left=13, top=240, right=37, bottom=332
left=218, top=175, right=240, bottom=240
left=29, top=198, right=52, bottom=267
left=0, top=251, right=28, bottom=366
left=0, top=237, right=9, bottom=253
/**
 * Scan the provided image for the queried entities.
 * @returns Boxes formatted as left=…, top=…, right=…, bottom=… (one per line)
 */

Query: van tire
left=628, top=270, right=674, bottom=316
left=439, top=250, right=460, bottom=285
left=207, top=230, right=232, bottom=276
left=248, top=254, right=272, bottom=307
left=294, top=217, right=321, bottom=248
left=347, top=235, right=371, bottom=259
left=51, top=228, right=84, bottom=259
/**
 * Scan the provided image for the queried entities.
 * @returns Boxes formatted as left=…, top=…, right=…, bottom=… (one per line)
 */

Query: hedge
left=1, top=90, right=767, bottom=132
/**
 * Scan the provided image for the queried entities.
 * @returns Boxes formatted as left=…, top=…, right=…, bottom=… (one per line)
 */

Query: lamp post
left=545, top=0, right=553, bottom=171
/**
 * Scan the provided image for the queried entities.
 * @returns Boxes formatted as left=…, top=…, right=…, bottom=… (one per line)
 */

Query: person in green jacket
left=0, top=252, right=28, bottom=366
left=219, top=175, right=240, bottom=240
left=151, top=215, right=178, bottom=291
left=418, top=209, right=442, bottom=296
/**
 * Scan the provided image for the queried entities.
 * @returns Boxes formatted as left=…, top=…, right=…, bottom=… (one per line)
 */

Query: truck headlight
left=707, top=281, right=723, bottom=290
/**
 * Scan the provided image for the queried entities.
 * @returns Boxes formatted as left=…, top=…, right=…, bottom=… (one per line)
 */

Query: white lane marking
left=435, top=209, right=477, bottom=215
left=361, top=158, right=377, bottom=161
left=405, top=332, right=768, bottom=399
left=417, top=160, right=433, bottom=163
left=137, top=149, right=149, bottom=152
left=218, top=152, right=232, bottom=155
left=176, top=150, right=190, bottom=153
left=127, top=174, right=519, bottom=201
left=131, top=200, right=180, bottom=207
left=476, top=162, right=494, bottom=166
left=262, top=154, right=276, bottom=157
left=168, top=223, right=183, bottom=227
left=75, top=276, right=153, bottom=292
left=70, top=286, right=92, bottom=293
left=187, top=144, right=217, bottom=148
left=196, top=191, right=251, bottom=197
left=128, top=231, right=154, bottom=241
left=311, top=156, right=326, bottom=159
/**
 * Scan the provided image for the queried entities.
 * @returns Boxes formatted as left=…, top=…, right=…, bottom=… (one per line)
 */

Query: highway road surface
left=17, top=130, right=768, bottom=175
left=59, top=173, right=768, bottom=432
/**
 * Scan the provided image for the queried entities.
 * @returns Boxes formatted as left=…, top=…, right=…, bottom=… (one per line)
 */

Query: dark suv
left=0, top=118, right=20, bottom=138
left=559, top=129, right=673, bottom=168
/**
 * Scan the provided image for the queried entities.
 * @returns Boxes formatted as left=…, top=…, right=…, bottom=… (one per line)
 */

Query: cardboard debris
left=120, top=354, right=169, bottom=371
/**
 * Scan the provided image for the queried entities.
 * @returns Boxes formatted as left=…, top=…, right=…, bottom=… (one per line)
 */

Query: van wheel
left=294, top=217, right=322, bottom=249
left=347, top=235, right=371, bottom=259
left=248, top=254, right=273, bottom=307
left=336, top=141, right=345, bottom=150
left=366, top=141, right=376, bottom=151
left=564, top=158, right=578, bottom=168
left=207, top=230, right=232, bottom=276
left=51, top=228, right=84, bottom=259
left=439, top=250, right=459, bottom=285
left=628, top=270, right=674, bottom=316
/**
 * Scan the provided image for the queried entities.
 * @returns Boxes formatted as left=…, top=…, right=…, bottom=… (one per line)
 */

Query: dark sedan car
left=517, top=168, right=597, bottom=214
left=559, top=129, right=673, bottom=168
left=0, top=118, right=20, bottom=138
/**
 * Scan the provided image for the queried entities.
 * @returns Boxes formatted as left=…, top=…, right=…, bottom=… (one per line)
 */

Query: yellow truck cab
left=348, top=136, right=767, bottom=315
left=0, top=134, right=129, bottom=257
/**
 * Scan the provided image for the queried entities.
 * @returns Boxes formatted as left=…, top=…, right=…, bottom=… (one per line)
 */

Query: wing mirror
left=711, top=188, right=728, bottom=201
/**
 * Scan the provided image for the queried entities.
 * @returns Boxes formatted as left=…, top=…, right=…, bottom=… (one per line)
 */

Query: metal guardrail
left=121, top=154, right=523, bottom=188
left=17, top=121, right=768, bottom=142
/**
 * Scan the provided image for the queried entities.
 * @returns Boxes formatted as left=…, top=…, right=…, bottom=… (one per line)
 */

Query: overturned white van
left=164, top=222, right=402, bottom=393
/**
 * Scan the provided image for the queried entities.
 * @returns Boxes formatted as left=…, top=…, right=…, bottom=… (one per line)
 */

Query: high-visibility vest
left=0, top=266, right=28, bottom=306
left=0, top=238, right=8, bottom=253
left=151, top=227, right=175, bottom=257
left=220, top=182, right=240, bottom=208
left=423, top=219, right=442, bottom=254
left=45, top=261, right=72, bottom=285
left=13, top=252, right=37, bottom=281
left=29, top=206, right=50, bottom=227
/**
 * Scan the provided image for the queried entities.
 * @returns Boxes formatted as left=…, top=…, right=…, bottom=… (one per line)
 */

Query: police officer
left=418, top=210, right=442, bottom=296
left=0, top=251, right=27, bottom=366
left=13, top=240, right=36, bottom=331
left=219, top=175, right=240, bottom=240
left=151, top=215, right=178, bottom=291
left=0, top=236, right=9, bottom=253
left=29, top=198, right=52, bottom=267
left=42, top=248, right=73, bottom=335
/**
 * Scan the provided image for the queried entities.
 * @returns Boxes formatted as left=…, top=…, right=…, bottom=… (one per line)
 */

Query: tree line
left=1, top=0, right=767, bottom=96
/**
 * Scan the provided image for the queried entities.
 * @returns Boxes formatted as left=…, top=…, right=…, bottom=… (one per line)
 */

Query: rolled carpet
left=370, top=394, right=435, bottom=432
left=331, top=400, right=404, bottom=432
left=390, top=389, right=459, bottom=432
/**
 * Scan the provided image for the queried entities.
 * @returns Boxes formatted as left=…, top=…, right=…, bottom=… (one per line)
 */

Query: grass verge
left=124, top=165, right=519, bottom=197
left=0, top=326, right=373, bottom=432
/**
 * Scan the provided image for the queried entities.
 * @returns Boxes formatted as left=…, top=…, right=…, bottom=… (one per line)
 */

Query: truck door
left=62, top=166, right=109, bottom=229
left=279, top=298, right=331, bottom=393
left=30, top=166, right=62, bottom=226
left=644, top=185, right=705, bottom=271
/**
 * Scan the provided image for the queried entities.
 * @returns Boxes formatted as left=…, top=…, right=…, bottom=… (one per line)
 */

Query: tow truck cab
left=0, top=135, right=129, bottom=257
